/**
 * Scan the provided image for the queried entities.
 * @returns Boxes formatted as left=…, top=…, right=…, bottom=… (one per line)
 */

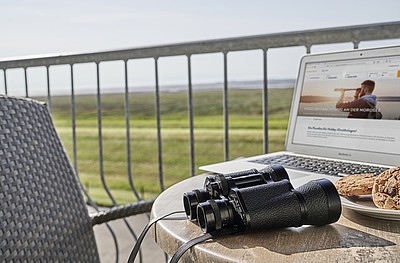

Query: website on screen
left=293, top=56, right=400, bottom=155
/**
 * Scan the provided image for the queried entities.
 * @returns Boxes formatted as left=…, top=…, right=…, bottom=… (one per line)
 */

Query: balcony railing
left=1, top=21, right=400, bottom=262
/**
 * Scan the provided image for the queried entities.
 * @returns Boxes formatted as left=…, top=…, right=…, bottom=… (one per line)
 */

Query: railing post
left=263, top=49, right=269, bottom=154
left=69, top=64, right=79, bottom=178
left=306, top=45, right=312, bottom=54
left=46, top=66, right=52, bottom=111
left=154, top=57, right=165, bottom=191
left=223, top=51, right=229, bottom=161
left=2, top=70, right=7, bottom=95
left=187, top=55, right=195, bottom=177
left=24, top=67, right=28, bottom=97
left=124, top=60, right=142, bottom=200
left=95, top=62, right=117, bottom=205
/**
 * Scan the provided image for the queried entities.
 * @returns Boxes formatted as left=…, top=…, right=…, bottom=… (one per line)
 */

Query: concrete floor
left=93, top=212, right=166, bottom=263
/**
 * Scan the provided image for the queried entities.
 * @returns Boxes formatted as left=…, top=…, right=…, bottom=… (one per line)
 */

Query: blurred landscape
left=37, top=84, right=294, bottom=206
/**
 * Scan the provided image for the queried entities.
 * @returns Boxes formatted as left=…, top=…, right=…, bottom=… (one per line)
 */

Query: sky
left=1, top=0, right=400, bottom=94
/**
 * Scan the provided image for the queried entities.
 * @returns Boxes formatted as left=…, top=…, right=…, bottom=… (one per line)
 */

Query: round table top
left=151, top=174, right=400, bottom=263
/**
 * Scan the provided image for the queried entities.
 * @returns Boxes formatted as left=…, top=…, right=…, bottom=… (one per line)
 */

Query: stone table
left=151, top=174, right=400, bottom=262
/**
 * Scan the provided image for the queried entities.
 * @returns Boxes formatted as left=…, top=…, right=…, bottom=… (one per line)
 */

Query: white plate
left=341, top=196, right=400, bottom=221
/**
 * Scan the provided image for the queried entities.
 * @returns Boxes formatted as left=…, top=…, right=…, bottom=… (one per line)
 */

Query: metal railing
left=1, top=21, right=400, bottom=262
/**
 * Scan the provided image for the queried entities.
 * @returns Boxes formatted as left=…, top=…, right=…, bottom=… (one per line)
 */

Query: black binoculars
left=183, top=165, right=289, bottom=221
left=183, top=166, right=341, bottom=233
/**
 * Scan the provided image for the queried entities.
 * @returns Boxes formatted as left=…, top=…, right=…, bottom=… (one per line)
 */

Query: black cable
left=127, top=210, right=239, bottom=263
left=127, top=210, right=185, bottom=263
left=169, top=233, right=213, bottom=263
left=169, top=229, right=239, bottom=263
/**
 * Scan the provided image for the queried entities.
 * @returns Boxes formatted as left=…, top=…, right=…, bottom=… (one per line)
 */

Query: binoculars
left=183, top=166, right=341, bottom=233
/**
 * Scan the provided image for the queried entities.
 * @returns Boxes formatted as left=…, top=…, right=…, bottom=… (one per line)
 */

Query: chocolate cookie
left=372, top=167, right=400, bottom=210
left=334, top=173, right=376, bottom=196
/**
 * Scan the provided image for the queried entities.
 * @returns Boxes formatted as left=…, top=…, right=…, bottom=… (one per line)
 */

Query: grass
left=39, top=87, right=294, bottom=206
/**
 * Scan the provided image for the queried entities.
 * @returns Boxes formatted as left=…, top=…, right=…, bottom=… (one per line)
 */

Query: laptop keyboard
left=249, top=154, right=388, bottom=176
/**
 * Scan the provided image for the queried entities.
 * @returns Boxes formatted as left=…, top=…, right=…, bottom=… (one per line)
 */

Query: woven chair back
left=0, top=96, right=100, bottom=262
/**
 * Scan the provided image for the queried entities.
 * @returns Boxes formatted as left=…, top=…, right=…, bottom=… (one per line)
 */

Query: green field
left=44, top=87, right=294, bottom=206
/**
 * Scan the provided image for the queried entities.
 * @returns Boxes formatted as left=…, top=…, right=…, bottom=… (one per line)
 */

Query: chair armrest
left=91, top=200, right=154, bottom=226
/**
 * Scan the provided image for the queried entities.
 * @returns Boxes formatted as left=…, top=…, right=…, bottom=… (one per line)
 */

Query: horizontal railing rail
left=2, top=21, right=400, bottom=68
left=1, top=21, right=400, bottom=262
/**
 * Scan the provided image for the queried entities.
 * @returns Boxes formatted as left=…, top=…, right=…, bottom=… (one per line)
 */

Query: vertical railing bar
left=24, top=67, right=28, bottom=97
left=70, top=68, right=122, bottom=263
left=46, top=66, right=52, bottom=111
left=262, top=49, right=269, bottom=154
left=96, top=62, right=117, bottom=205
left=353, top=41, right=360, bottom=49
left=78, top=168, right=121, bottom=263
left=187, top=55, right=195, bottom=177
left=223, top=52, right=229, bottom=161
left=154, top=57, right=165, bottom=192
left=3, top=70, right=7, bottom=95
left=124, top=60, right=142, bottom=200
left=70, top=64, right=79, bottom=174
left=306, top=45, right=312, bottom=54
left=105, top=223, right=120, bottom=263
left=71, top=65, right=123, bottom=263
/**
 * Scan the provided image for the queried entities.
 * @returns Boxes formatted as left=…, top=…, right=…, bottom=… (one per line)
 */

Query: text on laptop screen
left=293, top=55, right=400, bottom=156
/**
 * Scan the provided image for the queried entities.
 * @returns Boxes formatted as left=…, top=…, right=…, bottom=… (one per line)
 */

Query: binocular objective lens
left=298, top=178, right=341, bottom=225
left=197, top=203, right=214, bottom=232
left=197, top=199, right=234, bottom=233
left=183, top=189, right=211, bottom=220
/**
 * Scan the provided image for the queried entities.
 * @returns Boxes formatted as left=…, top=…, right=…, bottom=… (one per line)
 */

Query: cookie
left=372, top=167, right=400, bottom=210
left=334, top=173, right=376, bottom=196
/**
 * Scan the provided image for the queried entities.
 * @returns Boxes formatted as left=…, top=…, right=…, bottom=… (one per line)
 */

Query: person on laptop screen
left=335, top=80, right=380, bottom=118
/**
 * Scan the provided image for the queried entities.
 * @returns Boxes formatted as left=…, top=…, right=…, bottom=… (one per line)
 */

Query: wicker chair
left=0, top=95, right=153, bottom=262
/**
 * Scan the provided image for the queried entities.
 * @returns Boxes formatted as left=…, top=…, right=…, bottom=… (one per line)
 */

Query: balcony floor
left=91, top=208, right=165, bottom=262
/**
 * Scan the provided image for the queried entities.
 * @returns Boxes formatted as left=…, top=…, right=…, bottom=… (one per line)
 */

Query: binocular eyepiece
left=183, top=166, right=341, bottom=233
left=183, top=165, right=289, bottom=220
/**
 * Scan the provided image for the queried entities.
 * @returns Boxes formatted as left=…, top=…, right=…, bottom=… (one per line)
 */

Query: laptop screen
left=290, top=52, right=400, bottom=162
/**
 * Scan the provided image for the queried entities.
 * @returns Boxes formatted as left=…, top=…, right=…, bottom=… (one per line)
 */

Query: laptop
left=200, top=45, right=400, bottom=186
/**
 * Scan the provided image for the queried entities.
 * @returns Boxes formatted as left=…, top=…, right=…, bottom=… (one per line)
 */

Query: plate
left=341, top=196, right=400, bottom=221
